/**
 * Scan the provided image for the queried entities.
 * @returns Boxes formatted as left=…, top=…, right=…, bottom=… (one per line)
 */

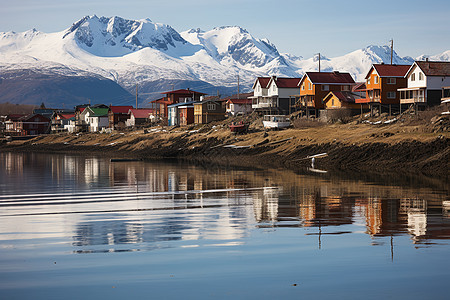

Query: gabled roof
left=18, top=114, right=50, bottom=122
left=227, top=98, right=252, bottom=104
left=129, top=109, right=154, bottom=119
left=352, top=82, right=366, bottom=92
left=161, top=89, right=207, bottom=95
left=58, top=113, right=75, bottom=120
left=301, top=71, right=355, bottom=85
left=84, top=107, right=109, bottom=117
left=252, top=77, right=271, bottom=89
left=414, top=61, right=450, bottom=76
left=366, top=64, right=411, bottom=79
left=269, top=77, right=302, bottom=88
left=7, top=114, right=27, bottom=121
left=109, top=106, right=133, bottom=114
left=323, top=91, right=359, bottom=104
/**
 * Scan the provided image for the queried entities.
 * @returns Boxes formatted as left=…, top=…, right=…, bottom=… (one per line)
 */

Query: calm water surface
left=0, top=152, right=449, bottom=299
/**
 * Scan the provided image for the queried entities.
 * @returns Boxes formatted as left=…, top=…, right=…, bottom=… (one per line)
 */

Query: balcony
left=399, top=88, right=426, bottom=104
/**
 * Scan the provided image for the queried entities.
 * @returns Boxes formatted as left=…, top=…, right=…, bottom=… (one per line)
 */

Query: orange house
left=356, top=64, right=410, bottom=105
left=298, top=71, right=355, bottom=113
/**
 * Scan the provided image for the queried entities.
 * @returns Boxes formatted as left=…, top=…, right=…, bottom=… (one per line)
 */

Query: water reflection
left=0, top=152, right=449, bottom=254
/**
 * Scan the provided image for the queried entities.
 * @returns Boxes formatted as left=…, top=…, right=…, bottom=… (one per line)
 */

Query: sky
left=1, top=0, right=449, bottom=59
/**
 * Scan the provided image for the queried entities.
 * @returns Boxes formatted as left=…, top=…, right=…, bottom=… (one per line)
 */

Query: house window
left=331, top=99, right=335, bottom=106
left=207, top=103, right=216, bottom=111
left=387, top=92, right=396, bottom=99
left=374, top=76, right=379, bottom=84
left=341, top=85, right=349, bottom=91
left=367, top=77, right=371, bottom=84
left=419, top=72, right=424, bottom=80
left=309, top=83, right=312, bottom=90
left=302, top=84, right=305, bottom=90
left=322, top=85, right=329, bottom=91
left=272, top=85, right=276, bottom=91
left=411, top=73, right=416, bottom=81
left=387, top=78, right=396, bottom=84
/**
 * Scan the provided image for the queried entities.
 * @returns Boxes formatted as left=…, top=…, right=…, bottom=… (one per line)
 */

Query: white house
left=249, top=77, right=270, bottom=110
left=79, top=107, right=109, bottom=132
left=398, top=61, right=450, bottom=106
left=226, top=98, right=253, bottom=116
left=250, top=76, right=301, bottom=114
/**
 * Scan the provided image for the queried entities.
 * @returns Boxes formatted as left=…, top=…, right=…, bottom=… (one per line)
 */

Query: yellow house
left=323, top=91, right=362, bottom=109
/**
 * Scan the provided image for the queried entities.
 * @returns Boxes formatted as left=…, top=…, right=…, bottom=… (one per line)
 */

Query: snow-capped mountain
left=0, top=15, right=449, bottom=106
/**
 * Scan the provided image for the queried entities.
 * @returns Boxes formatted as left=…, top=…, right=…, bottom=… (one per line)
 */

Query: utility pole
left=135, top=84, right=138, bottom=109
left=316, top=53, right=321, bottom=72
left=237, top=74, right=240, bottom=99
left=390, top=39, right=394, bottom=65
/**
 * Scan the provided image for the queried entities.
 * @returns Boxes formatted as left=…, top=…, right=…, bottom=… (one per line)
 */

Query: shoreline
left=1, top=120, right=449, bottom=178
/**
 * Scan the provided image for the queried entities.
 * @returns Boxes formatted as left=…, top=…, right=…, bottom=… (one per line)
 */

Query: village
left=1, top=60, right=450, bottom=136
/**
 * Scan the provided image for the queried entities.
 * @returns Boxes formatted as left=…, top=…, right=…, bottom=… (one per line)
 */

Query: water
left=0, top=152, right=449, bottom=299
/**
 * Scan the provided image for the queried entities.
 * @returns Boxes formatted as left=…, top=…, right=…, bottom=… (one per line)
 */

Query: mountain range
left=0, top=15, right=449, bottom=108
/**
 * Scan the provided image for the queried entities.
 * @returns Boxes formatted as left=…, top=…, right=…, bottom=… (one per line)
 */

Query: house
left=150, top=89, right=207, bottom=123
left=4, top=114, right=27, bottom=136
left=80, top=106, right=109, bottom=132
left=194, top=99, right=225, bottom=124
left=5, top=114, right=50, bottom=136
left=249, top=77, right=271, bottom=110
left=108, top=106, right=133, bottom=129
left=167, top=101, right=195, bottom=126
left=323, top=91, right=361, bottom=110
left=398, top=61, right=450, bottom=108
left=51, top=112, right=75, bottom=133
left=298, top=71, right=355, bottom=116
left=250, top=76, right=301, bottom=114
left=226, top=98, right=253, bottom=116
left=126, top=108, right=155, bottom=127
left=355, top=64, right=410, bottom=115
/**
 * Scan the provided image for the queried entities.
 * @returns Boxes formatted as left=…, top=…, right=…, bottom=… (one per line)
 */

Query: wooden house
left=298, top=71, right=355, bottom=116
left=194, top=100, right=225, bottom=124
left=6, top=114, right=50, bottom=136
left=226, top=98, right=253, bottom=116
left=398, top=61, right=450, bottom=108
left=126, top=108, right=155, bottom=127
left=150, top=89, right=207, bottom=123
left=51, top=112, right=75, bottom=133
left=323, top=91, right=361, bottom=110
left=80, top=107, right=109, bottom=132
left=250, top=76, right=301, bottom=114
left=108, top=106, right=133, bottom=129
left=167, top=101, right=195, bottom=126
left=249, top=77, right=271, bottom=110
left=355, top=64, right=410, bottom=114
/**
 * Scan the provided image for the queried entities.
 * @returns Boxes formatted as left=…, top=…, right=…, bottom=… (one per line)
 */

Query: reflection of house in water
left=402, top=198, right=427, bottom=241
left=2, top=152, right=24, bottom=175
left=356, top=198, right=402, bottom=236
left=72, top=214, right=188, bottom=253
left=253, top=187, right=280, bottom=223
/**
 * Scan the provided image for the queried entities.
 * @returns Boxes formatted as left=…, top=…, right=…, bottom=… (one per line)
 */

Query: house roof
left=18, top=114, right=50, bottom=122
left=109, top=106, right=133, bottom=114
left=270, top=77, right=302, bottom=88
left=58, top=113, right=75, bottom=120
left=352, top=82, right=366, bottom=92
left=168, top=101, right=195, bottom=108
left=129, top=108, right=154, bottom=119
left=87, top=107, right=109, bottom=117
left=414, top=61, right=450, bottom=76
left=227, top=98, right=252, bottom=104
left=303, top=72, right=355, bottom=85
left=252, top=77, right=271, bottom=89
left=367, top=64, right=411, bottom=78
left=7, top=114, right=27, bottom=121
left=160, top=89, right=207, bottom=95
left=323, top=91, right=359, bottom=104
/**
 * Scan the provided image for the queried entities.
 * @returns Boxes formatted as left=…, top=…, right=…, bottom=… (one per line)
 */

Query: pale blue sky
left=1, top=0, right=449, bottom=58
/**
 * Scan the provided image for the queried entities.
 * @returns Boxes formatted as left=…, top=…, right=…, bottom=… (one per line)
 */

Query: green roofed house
left=79, top=106, right=109, bottom=132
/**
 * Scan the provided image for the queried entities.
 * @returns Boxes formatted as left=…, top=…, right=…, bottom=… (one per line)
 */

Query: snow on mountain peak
left=62, top=15, right=189, bottom=57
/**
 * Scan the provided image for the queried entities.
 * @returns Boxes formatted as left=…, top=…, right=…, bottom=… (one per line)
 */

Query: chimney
left=426, top=58, right=429, bottom=62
